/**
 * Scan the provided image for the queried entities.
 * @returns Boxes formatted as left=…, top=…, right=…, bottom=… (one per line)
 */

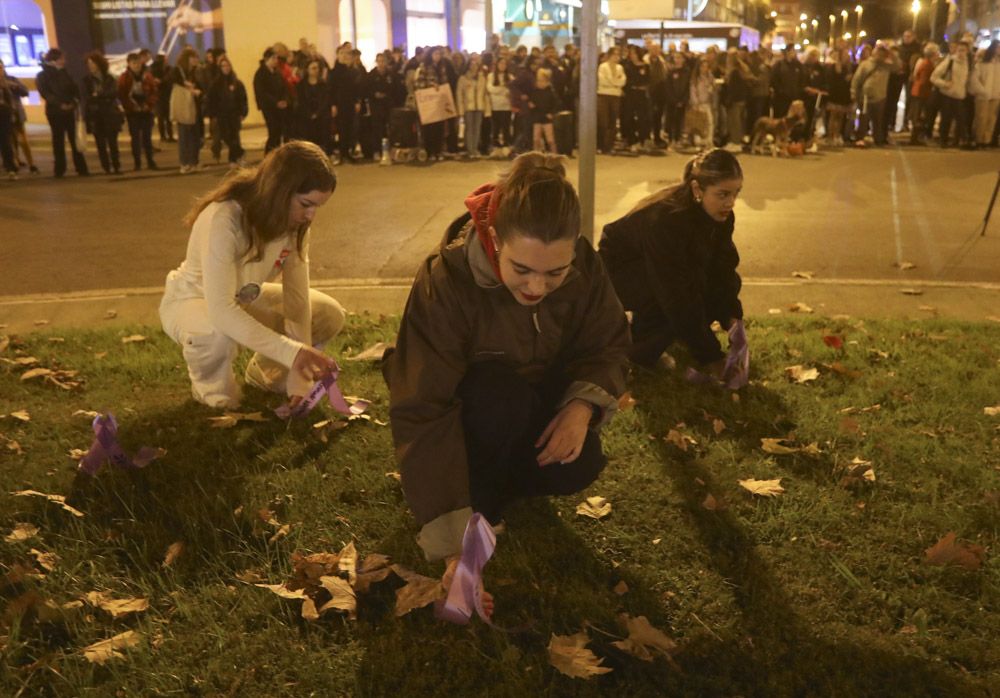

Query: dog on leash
left=750, top=100, right=808, bottom=156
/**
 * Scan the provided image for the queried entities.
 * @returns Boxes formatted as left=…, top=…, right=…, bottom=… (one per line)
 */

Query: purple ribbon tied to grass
left=435, top=513, right=496, bottom=625
left=274, top=362, right=370, bottom=419
left=78, top=414, right=161, bottom=476
left=685, top=319, right=750, bottom=391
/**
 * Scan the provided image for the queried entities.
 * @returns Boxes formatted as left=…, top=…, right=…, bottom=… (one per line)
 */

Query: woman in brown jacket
left=385, top=153, right=630, bottom=600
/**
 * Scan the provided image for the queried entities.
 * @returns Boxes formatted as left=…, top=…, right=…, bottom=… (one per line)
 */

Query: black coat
left=82, top=72, right=122, bottom=132
left=294, top=79, right=331, bottom=121
left=599, top=200, right=743, bottom=363
left=664, top=65, right=690, bottom=105
left=36, top=63, right=79, bottom=116
left=772, top=59, right=805, bottom=100
left=207, top=75, right=248, bottom=119
left=253, top=62, right=289, bottom=112
left=327, top=62, right=362, bottom=109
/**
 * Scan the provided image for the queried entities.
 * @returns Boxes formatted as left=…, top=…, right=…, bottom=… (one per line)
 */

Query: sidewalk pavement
left=1, top=277, right=997, bottom=336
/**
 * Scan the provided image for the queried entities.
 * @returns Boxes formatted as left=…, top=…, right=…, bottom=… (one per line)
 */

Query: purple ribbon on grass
left=685, top=320, right=750, bottom=390
left=274, top=363, right=370, bottom=419
left=435, top=513, right=496, bottom=625
left=78, top=414, right=160, bottom=476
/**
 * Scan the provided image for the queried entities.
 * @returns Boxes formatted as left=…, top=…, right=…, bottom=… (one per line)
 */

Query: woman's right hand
left=292, top=345, right=336, bottom=382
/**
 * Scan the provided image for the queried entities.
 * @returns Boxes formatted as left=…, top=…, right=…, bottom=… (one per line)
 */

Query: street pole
left=485, top=0, right=493, bottom=47
left=854, top=5, right=862, bottom=47
left=579, top=0, right=598, bottom=243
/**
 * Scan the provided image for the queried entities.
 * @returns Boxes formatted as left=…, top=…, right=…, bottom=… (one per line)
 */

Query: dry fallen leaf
left=918, top=305, right=937, bottom=313
left=9, top=410, right=31, bottom=422
left=318, top=575, right=357, bottom=617
left=207, top=411, right=269, bottom=428
left=894, top=261, right=917, bottom=270
left=665, top=429, right=697, bottom=452
left=29, top=548, right=59, bottom=572
left=617, top=392, right=637, bottom=411
left=162, top=541, right=184, bottom=567
left=255, top=583, right=308, bottom=600
left=576, top=496, right=612, bottom=520
left=785, top=365, right=820, bottom=384
left=5, top=522, right=40, bottom=543
left=12, top=490, right=85, bottom=517
left=84, top=592, right=150, bottom=618
left=791, top=270, right=815, bottom=280
left=788, top=302, right=814, bottom=314
left=20, top=367, right=53, bottom=381
left=355, top=553, right=394, bottom=593
left=33, top=320, right=49, bottom=327
left=104, top=310, right=118, bottom=319
left=613, top=580, right=629, bottom=596
left=712, top=419, right=726, bottom=435
left=739, top=478, right=785, bottom=497
left=984, top=406, right=1000, bottom=417
left=548, top=632, right=613, bottom=679
left=82, top=630, right=141, bottom=664
left=612, top=614, right=678, bottom=663
left=702, top=493, right=727, bottom=511
left=268, top=523, right=291, bottom=544
left=121, top=334, right=147, bottom=344
left=345, top=341, right=392, bottom=362
left=924, top=532, right=985, bottom=571
left=822, top=335, right=844, bottom=350
left=391, top=565, right=445, bottom=616
left=900, top=288, right=924, bottom=296
left=384, top=471, right=401, bottom=482
left=760, top=438, right=821, bottom=456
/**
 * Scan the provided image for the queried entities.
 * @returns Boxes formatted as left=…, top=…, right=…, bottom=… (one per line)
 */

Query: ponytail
left=494, top=152, right=581, bottom=243
left=628, top=148, right=743, bottom=215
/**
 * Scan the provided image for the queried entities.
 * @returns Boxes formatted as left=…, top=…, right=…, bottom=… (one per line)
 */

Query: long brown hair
left=494, top=152, right=580, bottom=243
left=628, top=148, right=743, bottom=215
left=183, top=141, right=337, bottom=261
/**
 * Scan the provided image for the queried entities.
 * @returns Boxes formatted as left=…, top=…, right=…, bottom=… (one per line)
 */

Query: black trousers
left=126, top=112, right=154, bottom=168
left=491, top=110, right=512, bottom=146
left=622, top=88, right=651, bottom=145
left=457, top=361, right=607, bottom=525
left=262, top=108, right=289, bottom=153
left=664, top=101, right=686, bottom=143
left=649, top=83, right=666, bottom=141
left=92, top=119, right=121, bottom=172
left=334, top=104, right=357, bottom=158
left=0, top=111, right=16, bottom=172
left=217, top=114, right=244, bottom=162
left=938, top=96, right=968, bottom=145
left=47, top=110, right=88, bottom=176
left=628, top=306, right=726, bottom=368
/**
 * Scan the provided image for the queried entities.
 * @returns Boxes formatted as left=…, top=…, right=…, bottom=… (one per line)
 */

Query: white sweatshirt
left=598, top=61, right=626, bottom=97
left=931, top=55, right=970, bottom=100
left=162, top=200, right=311, bottom=375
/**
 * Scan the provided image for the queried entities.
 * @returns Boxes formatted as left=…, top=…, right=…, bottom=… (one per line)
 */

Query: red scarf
left=464, top=183, right=503, bottom=282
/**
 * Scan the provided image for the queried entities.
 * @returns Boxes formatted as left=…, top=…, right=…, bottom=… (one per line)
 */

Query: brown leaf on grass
left=576, top=496, right=612, bottom=519
left=10, top=356, right=39, bottom=366
left=94, top=351, right=108, bottom=360
left=839, top=457, right=876, bottom=488
left=984, top=406, right=1000, bottom=417
left=12, top=490, right=85, bottom=517
left=5, top=522, right=39, bottom=543
left=900, top=288, right=924, bottom=296
left=255, top=583, right=308, bottom=600
left=5, top=439, right=23, bottom=455
left=301, top=596, right=320, bottom=621
left=827, top=362, right=863, bottom=379
left=162, top=541, right=184, bottom=567
left=791, top=270, right=815, bottom=280
left=83, top=592, right=150, bottom=618
left=612, top=614, right=678, bottom=663
left=760, top=438, right=821, bottom=456
left=822, top=335, right=844, bottom=350
left=234, top=569, right=266, bottom=584
left=121, top=334, right=147, bottom=344
left=712, top=419, right=726, bottom=435
left=207, top=411, right=269, bottom=428
left=104, top=310, right=118, bottom=319
left=33, top=320, right=49, bottom=327
left=29, top=549, right=59, bottom=572
left=738, top=478, right=785, bottom=497
left=355, top=553, right=394, bottom=593
left=0, top=335, right=8, bottom=353
left=839, top=417, right=862, bottom=436
left=788, top=302, right=814, bottom=314
left=702, top=493, right=727, bottom=511
left=924, top=532, right=986, bottom=571
left=268, top=523, right=291, bottom=544
left=784, top=365, right=819, bottom=384
left=613, top=580, right=629, bottom=595
left=918, top=305, right=937, bottom=313
left=391, top=565, right=445, bottom=616
left=9, top=410, right=30, bottom=422
left=384, top=471, right=401, bottom=482
left=20, top=367, right=53, bottom=381
left=345, top=341, right=392, bottom=362
left=73, top=409, right=101, bottom=418
left=665, top=429, right=697, bottom=452
left=617, top=392, right=637, bottom=411
left=549, top=632, right=613, bottom=679
left=82, top=630, right=141, bottom=664
left=318, top=575, right=357, bottom=618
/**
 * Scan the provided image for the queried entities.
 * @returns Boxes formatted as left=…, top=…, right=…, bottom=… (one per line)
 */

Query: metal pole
left=981, top=170, right=1000, bottom=237
left=578, top=0, right=598, bottom=243
left=485, top=0, right=493, bottom=47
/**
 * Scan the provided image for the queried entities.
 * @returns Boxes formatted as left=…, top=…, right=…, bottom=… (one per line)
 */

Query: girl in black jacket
left=599, top=149, right=745, bottom=379
left=207, top=57, right=248, bottom=164
left=83, top=51, right=123, bottom=174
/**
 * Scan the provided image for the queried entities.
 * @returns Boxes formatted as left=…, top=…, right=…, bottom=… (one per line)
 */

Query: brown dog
left=750, top=116, right=793, bottom=156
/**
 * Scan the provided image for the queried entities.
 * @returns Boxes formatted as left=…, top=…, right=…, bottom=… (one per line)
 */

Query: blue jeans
left=464, top=110, right=483, bottom=156
left=177, top=123, right=200, bottom=166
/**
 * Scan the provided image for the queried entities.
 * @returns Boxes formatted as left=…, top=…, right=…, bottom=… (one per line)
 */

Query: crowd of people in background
left=1, top=30, right=998, bottom=181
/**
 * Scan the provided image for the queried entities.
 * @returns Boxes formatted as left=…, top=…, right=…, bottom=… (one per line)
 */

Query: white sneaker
left=6, top=171, right=17, bottom=181
left=179, top=165, right=191, bottom=174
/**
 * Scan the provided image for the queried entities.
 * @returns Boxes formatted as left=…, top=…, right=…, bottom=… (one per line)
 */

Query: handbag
left=169, top=70, right=198, bottom=125
left=75, top=110, right=89, bottom=153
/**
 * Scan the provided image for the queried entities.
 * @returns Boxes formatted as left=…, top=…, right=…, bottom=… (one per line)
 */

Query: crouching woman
left=159, top=141, right=346, bottom=409
left=599, top=148, right=745, bottom=379
left=385, top=152, right=630, bottom=589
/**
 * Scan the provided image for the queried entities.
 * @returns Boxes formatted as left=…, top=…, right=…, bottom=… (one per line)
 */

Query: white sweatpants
left=159, top=283, right=346, bottom=409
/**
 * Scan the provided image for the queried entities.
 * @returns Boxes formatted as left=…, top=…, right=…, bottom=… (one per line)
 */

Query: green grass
left=1, top=315, right=998, bottom=697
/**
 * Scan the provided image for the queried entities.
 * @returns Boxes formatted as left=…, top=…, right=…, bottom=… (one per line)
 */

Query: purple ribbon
left=274, top=363, right=370, bottom=419
left=78, top=414, right=160, bottom=476
left=435, top=513, right=496, bottom=625
left=685, top=320, right=750, bottom=390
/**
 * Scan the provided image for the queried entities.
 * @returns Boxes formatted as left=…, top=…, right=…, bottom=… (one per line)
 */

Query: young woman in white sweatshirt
left=159, top=141, right=345, bottom=409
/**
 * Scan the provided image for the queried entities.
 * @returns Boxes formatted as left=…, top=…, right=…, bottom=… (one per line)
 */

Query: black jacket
left=772, top=59, right=805, bottom=100
left=294, top=79, right=331, bottom=121
left=253, top=62, right=289, bottom=112
left=207, top=75, right=248, bottom=119
left=664, top=65, right=690, bottom=105
left=599, top=200, right=743, bottom=363
left=82, top=72, right=121, bottom=130
left=327, top=62, right=362, bottom=108
left=367, top=67, right=399, bottom=111
left=36, top=63, right=80, bottom=116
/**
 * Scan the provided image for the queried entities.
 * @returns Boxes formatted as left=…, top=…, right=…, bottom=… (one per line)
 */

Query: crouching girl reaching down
left=159, top=141, right=346, bottom=409
left=599, top=148, right=745, bottom=382
left=385, top=152, right=630, bottom=606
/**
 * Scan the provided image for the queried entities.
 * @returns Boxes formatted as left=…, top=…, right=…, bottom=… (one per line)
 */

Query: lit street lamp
left=855, top=4, right=864, bottom=46
left=811, top=18, right=818, bottom=42
left=829, top=13, right=836, bottom=46
left=911, top=0, right=921, bottom=31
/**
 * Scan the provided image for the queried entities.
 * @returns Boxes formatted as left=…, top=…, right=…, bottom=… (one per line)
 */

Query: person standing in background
left=152, top=53, right=175, bottom=143
left=0, top=59, right=28, bottom=179
left=294, top=58, right=332, bottom=154
left=83, top=51, right=123, bottom=175
left=118, top=51, right=159, bottom=171
left=36, top=48, right=89, bottom=178
left=597, top=47, right=626, bottom=154
left=171, top=47, right=203, bottom=173
left=207, top=56, right=248, bottom=166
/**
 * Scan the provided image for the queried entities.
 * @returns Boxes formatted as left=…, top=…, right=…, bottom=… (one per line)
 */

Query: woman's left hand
left=535, top=399, right=592, bottom=466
